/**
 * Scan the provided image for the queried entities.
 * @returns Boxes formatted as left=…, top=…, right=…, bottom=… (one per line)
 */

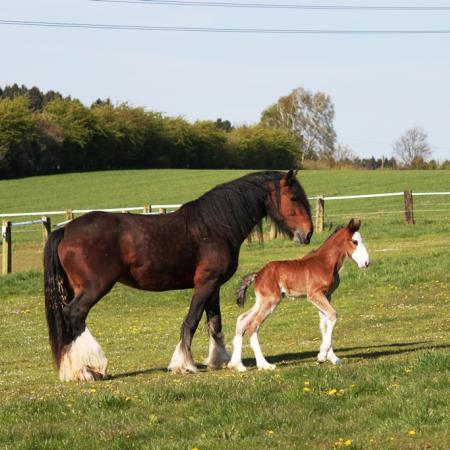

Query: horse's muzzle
left=294, top=230, right=312, bottom=245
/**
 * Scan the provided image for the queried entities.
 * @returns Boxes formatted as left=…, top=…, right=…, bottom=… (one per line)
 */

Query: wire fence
left=1, top=190, right=449, bottom=274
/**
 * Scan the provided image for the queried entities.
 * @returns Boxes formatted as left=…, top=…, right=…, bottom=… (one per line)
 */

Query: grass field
left=0, top=169, right=449, bottom=449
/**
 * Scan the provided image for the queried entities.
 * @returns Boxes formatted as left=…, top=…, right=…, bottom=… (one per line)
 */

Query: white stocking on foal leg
left=59, top=328, right=108, bottom=382
left=228, top=307, right=258, bottom=372
left=317, top=312, right=341, bottom=365
left=250, top=332, right=276, bottom=370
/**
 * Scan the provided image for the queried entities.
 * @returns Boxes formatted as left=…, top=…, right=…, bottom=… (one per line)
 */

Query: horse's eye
left=352, top=240, right=358, bottom=245
left=291, top=196, right=298, bottom=201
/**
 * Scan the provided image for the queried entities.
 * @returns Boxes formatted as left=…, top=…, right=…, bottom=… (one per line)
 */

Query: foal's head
left=340, top=219, right=370, bottom=268
left=267, top=170, right=313, bottom=245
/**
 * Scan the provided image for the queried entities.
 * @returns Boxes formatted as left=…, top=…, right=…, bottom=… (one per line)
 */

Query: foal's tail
left=236, top=273, right=257, bottom=307
left=43, top=228, right=72, bottom=370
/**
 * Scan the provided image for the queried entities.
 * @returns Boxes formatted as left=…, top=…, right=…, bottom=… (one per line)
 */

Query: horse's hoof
left=228, top=361, right=247, bottom=372
left=317, top=353, right=327, bottom=363
left=331, top=357, right=343, bottom=366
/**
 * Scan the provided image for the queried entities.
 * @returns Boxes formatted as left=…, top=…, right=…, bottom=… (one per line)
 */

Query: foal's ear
left=347, top=218, right=361, bottom=232
left=285, top=169, right=298, bottom=185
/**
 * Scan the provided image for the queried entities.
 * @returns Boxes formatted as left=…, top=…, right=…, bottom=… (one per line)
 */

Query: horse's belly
left=120, top=265, right=195, bottom=291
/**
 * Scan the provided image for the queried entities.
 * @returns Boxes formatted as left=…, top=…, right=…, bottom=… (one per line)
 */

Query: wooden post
left=159, top=208, right=167, bottom=215
left=41, top=216, right=51, bottom=248
left=65, top=209, right=74, bottom=221
left=143, top=205, right=150, bottom=214
left=2, top=221, right=12, bottom=275
left=315, top=196, right=325, bottom=233
left=404, top=190, right=415, bottom=224
left=269, top=222, right=278, bottom=240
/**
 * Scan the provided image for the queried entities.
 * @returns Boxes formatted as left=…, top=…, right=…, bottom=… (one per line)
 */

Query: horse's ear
left=347, top=218, right=361, bottom=232
left=285, top=169, right=298, bottom=185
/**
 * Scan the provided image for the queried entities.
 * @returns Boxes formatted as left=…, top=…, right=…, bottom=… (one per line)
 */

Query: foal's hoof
left=228, top=361, right=247, bottom=372
left=258, top=363, right=276, bottom=371
left=317, top=353, right=327, bottom=363
left=331, top=357, right=343, bottom=366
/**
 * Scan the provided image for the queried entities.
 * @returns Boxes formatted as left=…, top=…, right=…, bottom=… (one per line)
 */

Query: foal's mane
left=179, top=171, right=309, bottom=247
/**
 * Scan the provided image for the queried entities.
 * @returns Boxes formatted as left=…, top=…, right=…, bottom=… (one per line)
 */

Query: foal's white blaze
left=351, top=232, right=370, bottom=268
left=59, top=328, right=108, bottom=382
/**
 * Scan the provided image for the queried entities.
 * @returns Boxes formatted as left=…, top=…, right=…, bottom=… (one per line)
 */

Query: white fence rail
left=1, top=192, right=449, bottom=219
left=1, top=190, right=449, bottom=275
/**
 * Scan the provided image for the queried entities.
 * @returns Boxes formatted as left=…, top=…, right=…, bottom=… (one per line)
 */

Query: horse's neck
left=316, top=235, right=347, bottom=272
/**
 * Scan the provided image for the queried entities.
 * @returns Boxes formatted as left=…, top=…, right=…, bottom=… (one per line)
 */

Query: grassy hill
left=0, top=169, right=449, bottom=449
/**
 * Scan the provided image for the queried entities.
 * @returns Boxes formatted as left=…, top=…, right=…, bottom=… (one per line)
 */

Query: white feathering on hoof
left=203, top=333, right=230, bottom=369
left=168, top=341, right=198, bottom=373
left=58, top=328, right=108, bottom=382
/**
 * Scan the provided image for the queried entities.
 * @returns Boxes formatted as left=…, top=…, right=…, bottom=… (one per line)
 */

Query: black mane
left=179, top=171, right=310, bottom=248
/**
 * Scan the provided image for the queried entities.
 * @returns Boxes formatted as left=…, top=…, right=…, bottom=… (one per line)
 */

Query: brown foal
left=228, top=219, right=370, bottom=371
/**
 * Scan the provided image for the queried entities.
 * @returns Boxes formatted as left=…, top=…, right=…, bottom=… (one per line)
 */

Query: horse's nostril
left=306, top=231, right=313, bottom=242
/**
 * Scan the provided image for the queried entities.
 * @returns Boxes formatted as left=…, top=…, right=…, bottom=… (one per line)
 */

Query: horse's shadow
left=259, top=340, right=450, bottom=367
left=109, top=340, right=448, bottom=380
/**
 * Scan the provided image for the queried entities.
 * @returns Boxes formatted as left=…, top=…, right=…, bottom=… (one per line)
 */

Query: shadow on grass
left=260, top=341, right=450, bottom=367
left=109, top=341, right=449, bottom=379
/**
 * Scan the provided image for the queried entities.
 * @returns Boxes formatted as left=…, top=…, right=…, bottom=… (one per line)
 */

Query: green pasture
left=0, top=169, right=449, bottom=449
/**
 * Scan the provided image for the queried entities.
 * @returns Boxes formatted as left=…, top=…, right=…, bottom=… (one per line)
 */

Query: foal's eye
left=352, top=240, right=358, bottom=245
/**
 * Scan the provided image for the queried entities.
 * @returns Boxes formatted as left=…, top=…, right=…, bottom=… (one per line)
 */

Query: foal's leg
left=309, top=293, right=339, bottom=365
left=204, top=288, right=230, bottom=369
left=168, top=280, right=218, bottom=373
left=318, top=311, right=342, bottom=365
left=228, top=302, right=260, bottom=372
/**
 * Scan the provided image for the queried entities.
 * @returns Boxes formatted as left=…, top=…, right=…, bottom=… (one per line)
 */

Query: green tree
left=261, top=87, right=336, bottom=164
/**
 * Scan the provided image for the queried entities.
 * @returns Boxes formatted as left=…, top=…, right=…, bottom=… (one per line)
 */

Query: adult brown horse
left=44, top=170, right=313, bottom=381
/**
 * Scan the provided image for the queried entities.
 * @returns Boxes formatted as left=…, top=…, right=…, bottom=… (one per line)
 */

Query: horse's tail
left=43, top=227, right=72, bottom=371
left=236, top=273, right=257, bottom=307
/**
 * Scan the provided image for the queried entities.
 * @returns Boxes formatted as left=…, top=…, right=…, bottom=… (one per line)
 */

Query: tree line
left=1, top=84, right=448, bottom=179
left=0, top=85, right=298, bottom=178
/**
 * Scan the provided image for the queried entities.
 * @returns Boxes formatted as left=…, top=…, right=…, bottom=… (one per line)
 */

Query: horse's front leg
left=318, top=311, right=342, bottom=365
left=204, top=288, right=230, bottom=370
left=168, top=280, right=218, bottom=373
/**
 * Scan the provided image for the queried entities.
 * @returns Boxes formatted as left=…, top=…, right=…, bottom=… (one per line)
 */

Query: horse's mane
left=179, top=171, right=309, bottom=248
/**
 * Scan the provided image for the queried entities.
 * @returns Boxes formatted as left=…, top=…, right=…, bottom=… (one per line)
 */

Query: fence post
left=143, top=205, right=151, bottom=214
left=404, top=190, right=415, bottom=224
left=159, top=208, right=167, bottom=215
left=42, top=216, right=51, bottom=248
left=2, top=221, right=12, bottom=275
left=269, top=222, right=278, bottom=240
left=65, top=209, right=74, bottom=221
left=315, top=196, right=325, bottom=233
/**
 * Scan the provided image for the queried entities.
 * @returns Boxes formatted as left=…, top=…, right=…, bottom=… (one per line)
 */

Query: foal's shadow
left=255, top=341, right=450, bottom=367
left=109, top=341, right=448, bottom=380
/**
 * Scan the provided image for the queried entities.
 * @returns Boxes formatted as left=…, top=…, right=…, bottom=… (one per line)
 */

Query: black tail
left=236, top=273, right=257, bottom=307
left=43, top=228, right=72, bottom=370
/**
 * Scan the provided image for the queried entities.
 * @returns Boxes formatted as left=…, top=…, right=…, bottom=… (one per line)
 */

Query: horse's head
left=344, top=219, right=370, bottom=268
left=267, top=170, right=313, bottom=245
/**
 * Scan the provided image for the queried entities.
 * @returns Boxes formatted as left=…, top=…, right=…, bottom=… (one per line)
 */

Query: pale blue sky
left=1, top=0, right=450, bottom=160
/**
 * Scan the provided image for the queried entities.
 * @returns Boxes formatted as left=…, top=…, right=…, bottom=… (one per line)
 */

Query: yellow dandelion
left=303, top=387, right=311, bottom=393
left=328, top=388, right=337, bottom=395
left=345, top=439, right=352, bottom=446
left=90, top=388, right=97, bottom=393
left=266, top=430, right=275, bottom=436
left=304, top=380, right=310, bottom=386
left=408, top=430, right=416, bottom=436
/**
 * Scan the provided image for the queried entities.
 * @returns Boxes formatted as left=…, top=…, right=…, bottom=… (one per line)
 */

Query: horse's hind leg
left=203, top=289, right=230, bottom=370
left=59, top=287, right=109, bottom=382
left=169, top=280, right=218, bottom=373
left=229, top=294, right=278, bottom=371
